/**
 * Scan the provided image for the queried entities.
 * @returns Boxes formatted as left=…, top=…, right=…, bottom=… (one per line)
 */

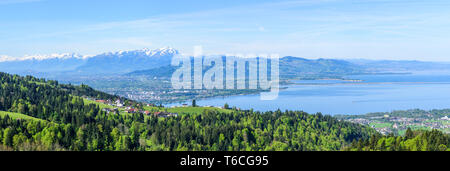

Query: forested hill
left=344, top=129, right=450, bottom=151
left=0, top=72, right=382, bottom=151
left=0, top=72, right=122, bottom=122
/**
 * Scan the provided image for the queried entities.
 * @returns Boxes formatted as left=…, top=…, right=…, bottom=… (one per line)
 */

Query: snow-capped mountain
left=0, top=53, right=88, bottom=74
left=0, top=53, right=86, bottom=62
left=75, top=47, right=178, bottom=74
left=0, top=47, right=179, bottom=75
left=104, top=47, right=178, bottom=57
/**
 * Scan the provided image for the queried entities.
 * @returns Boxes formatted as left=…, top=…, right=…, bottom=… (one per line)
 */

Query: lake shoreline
left=171, top=73, right=450, bottom=115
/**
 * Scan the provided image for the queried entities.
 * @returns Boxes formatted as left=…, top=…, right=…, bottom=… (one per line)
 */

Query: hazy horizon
left=2, top=46, right=450, bottom=63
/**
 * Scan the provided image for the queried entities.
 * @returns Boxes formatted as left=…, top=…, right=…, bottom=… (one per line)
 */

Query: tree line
left=344, top=128, right=449, bottom=151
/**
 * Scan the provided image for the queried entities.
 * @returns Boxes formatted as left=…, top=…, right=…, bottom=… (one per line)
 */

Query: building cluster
left=347, top=115, right=450, bottom=135
left=153, top=111, right=178, bottom=118
left=94, top=99, right=125, bottom=107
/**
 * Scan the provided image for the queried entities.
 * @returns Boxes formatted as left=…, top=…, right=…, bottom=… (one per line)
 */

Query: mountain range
left=0, top=47, right=178, bottom=75
left=0, top=53, right=86, bottom=74
left=75, top=48, right=178, bottom=74
left=1, top=47, right=449, bottom=79
left=127, top=56, right=365, bottom=79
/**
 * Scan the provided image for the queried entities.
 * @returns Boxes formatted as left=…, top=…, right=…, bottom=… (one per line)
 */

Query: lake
left=169, top=71, right=450, bottom=115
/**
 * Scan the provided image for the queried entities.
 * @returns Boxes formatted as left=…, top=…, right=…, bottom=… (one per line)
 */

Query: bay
left=169, top=72, right=450, bottom=115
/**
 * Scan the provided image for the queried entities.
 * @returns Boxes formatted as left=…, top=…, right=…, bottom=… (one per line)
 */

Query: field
left=144, top=106, right=233, bottom=115
left=83, top=97, right=233, bottom=116
left=82, top=98, right=116, bottom=109
left=0, top=111, right=46, bottom=122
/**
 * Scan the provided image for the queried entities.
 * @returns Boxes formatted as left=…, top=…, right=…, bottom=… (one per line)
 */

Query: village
left=83, top=96, right=235, bottom=118
left=345, top=114, right=450, bottom=135
left=83, top=96, right=179, bottom=118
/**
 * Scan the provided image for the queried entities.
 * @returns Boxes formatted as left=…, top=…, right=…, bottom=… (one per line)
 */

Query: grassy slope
left=83, top=97, right=232, bottom=115
left=144, top=106, right=233, bottom=115
left=0, top=111, right=47, bottom=122
left=83, top=98, right=116, bottom=110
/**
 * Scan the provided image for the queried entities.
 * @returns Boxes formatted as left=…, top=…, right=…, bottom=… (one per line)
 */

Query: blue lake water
left=169, top=72, right=450, bottom=115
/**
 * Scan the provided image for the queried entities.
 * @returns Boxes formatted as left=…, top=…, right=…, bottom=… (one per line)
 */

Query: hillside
left=279, top=56, right=364, bottom=79
left=126, top=56, right=365, bottom=80
left=0, top=72, right=122, bottom=122
left=127, top=65, right=178, bottom=78
left=344, top=129, right=450, bottom=151
left=0, top=72, right=380, bottom=151
left=0, top=111, right=46, bottom=122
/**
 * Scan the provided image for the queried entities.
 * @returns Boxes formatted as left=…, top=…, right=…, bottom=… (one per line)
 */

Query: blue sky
left=1, top=0, right=450, bottom=61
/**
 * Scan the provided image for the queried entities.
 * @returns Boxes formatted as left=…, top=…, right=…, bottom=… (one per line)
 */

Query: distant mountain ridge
left=0, top=53, right=87, bottom=74
left=1, top=47, right=450, bottom=78
left=127, top=56, right=365, bottom=79
left=279, top=56, right=364, bottom=78
left=0, top=53, right=86, bottom=62
left=75, top=47, right=178, bottom=74
left=0, top=47, right=178, bottom=75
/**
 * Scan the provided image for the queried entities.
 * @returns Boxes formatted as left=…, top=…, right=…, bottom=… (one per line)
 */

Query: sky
left=1, top=0, right=450, bottom=61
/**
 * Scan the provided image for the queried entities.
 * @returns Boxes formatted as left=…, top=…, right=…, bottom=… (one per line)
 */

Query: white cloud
left=258, top=26, right=266, bottom=32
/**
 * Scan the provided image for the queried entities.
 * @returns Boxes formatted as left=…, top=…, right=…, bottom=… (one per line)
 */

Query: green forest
left=0, top=72, right=448, bottom=151
left=344, top=128, right=449, bottom=151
